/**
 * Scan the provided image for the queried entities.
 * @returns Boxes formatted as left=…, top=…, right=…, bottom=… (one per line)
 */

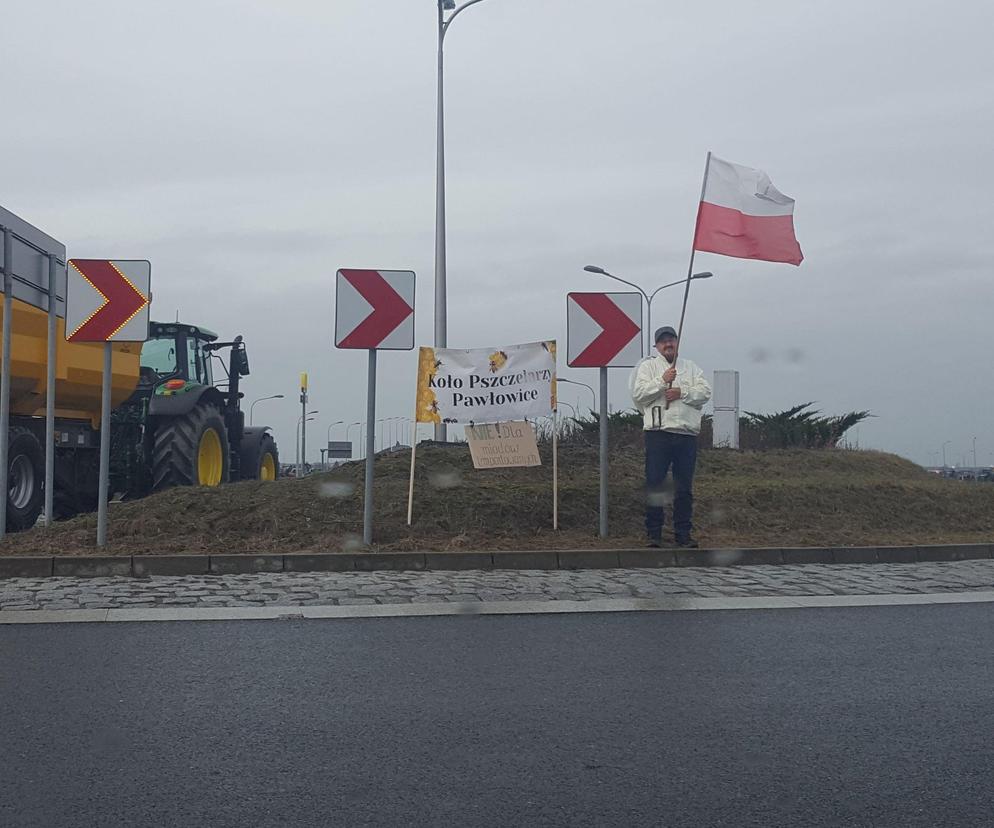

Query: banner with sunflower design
left=414, top=340, right=557, bottom=425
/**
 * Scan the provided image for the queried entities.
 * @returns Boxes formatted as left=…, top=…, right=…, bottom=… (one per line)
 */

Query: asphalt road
left=2, top=606, right=993, bottom=827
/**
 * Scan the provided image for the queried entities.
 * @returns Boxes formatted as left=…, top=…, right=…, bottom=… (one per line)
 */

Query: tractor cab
left=139, top=322, right=219, bottom=387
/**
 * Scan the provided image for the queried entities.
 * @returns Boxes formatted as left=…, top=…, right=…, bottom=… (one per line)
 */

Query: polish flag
left=693, top=155, right=803, bottom=266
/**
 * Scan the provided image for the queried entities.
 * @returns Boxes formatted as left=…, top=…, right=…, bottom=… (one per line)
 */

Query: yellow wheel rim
left=197, top=428, right=224, bottom=486
left=260, top=452, right=276, bottom=481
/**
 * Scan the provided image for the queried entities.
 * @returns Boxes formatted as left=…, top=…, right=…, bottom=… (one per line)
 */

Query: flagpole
left=676, top=150, right=712, bottom=343
left=667, top=151, right=712, bottom=408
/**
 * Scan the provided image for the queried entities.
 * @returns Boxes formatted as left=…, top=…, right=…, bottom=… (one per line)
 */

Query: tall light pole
left=299, top=373, right=310, bottom=479
left=249, top=394, right=284, bottom=426
left=297, top=410, right=318, bottom=477
left=942, top=440, right=952, bottom=468
left=583, top=265, right=714, bottom=356
left=324, top=420, right=343, bottom=469
left=558, top=378, right=596, bottom=416
left=346, top=421, right=361, bottom=459
left=434, top=0, right=494, bottom=443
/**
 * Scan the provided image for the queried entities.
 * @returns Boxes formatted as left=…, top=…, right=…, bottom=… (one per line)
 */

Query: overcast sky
left=4, top=0, right=993, bottom=467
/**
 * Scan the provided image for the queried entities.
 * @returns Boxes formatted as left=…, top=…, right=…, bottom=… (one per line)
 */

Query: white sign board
left=566, top=292, right=642, bottom=368
left=335, top=268, right=415, bottom=350
left=415, top=341, right=556, bottom=425
left=712, top=369, right=740, bottom=449
left=66, top=259, right=151, bottom=343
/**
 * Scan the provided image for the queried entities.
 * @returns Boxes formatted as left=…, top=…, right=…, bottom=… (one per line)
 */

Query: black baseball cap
left=654, top=326, right=678, bottom=343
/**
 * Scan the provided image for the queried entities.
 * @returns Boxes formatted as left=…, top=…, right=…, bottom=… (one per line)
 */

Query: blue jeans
left=645, top=430, right=698, bottom=540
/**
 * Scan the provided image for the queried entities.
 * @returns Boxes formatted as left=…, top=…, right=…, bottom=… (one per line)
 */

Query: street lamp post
left=249, top=394, right=284, bottom=426
left=346, top=422, right=361, bottom=459
left=583, top=265, right=714, bottom=356
left=297, top=410, right=318, bottom=477
left=558, top=400, right=577, bottom=420
left=558, top=378, right=596, bottom=416
left=434, top=0, right=494, bottom=444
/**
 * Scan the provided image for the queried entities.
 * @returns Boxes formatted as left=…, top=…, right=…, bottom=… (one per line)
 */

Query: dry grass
left=2, top=444, right=993, bottom=557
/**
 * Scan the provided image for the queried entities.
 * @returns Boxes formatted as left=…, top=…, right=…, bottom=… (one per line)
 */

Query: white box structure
left=712, top=370, right=740, bottom=449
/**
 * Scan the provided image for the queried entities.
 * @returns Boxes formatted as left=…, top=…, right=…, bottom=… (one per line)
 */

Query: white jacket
left=631, top=355, right=711, bottom=434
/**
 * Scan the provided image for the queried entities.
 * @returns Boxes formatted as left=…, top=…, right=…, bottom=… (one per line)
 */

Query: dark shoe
left=675, top=535, right=699, bottom=549
left=647, top=537, right=662, bottom=549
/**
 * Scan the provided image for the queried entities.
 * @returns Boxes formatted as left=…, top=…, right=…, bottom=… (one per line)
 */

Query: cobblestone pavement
left=2, top=560, right=994, bottom=611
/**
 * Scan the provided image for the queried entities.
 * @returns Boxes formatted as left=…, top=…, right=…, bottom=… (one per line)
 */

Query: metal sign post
left=44, top=254, right=57, bottom=526
left=66, top=258, right=151, bottom=547
left=566, top=291, right=642, bottom=539
left=97, top=343, right=112, bottom=546
left=0, top=226, right=12, bottom=537
left=363, top=350, right=377, bottom=544
left=299, top=373, right=308, bottom=478
left=599, top=367, right=608, bottom=537
left=334, top=268, right=416, bottom=546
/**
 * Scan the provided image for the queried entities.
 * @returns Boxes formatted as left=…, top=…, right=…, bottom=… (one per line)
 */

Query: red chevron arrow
left=338, top=269, right=413, bottom=348
left=67, top=260, right=149, bottom=342
left=570, top=293, right=641, bottom=367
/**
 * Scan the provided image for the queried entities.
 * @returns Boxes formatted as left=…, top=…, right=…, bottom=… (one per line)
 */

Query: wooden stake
left=406, top=419, right=418, bottom=526
left=552, top=410, right=559, bottom=530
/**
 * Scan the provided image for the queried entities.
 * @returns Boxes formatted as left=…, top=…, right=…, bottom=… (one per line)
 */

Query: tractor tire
left=152, top=403, right=230, bottom=491
left=6, top=427, right=44, bottom=531
left=241, top=433, right=280, bottom=481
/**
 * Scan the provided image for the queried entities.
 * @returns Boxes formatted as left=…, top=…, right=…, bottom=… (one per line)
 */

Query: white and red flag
left=693, top=155, right=803, bottom=266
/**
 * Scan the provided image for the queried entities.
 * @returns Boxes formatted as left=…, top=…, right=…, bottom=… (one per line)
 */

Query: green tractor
left=124, top=321, right=280, bottom=493
left=16, top=321, right=281, bottom=526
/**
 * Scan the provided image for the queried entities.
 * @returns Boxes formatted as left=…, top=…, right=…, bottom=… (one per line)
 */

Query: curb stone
left=0, top=543, right=991, bottom=579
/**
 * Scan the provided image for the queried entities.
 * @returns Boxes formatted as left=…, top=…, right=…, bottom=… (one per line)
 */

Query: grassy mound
left=2, top=444, right=993, bottom=556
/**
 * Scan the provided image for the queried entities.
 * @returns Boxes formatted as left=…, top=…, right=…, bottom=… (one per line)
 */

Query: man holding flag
left=631, top=152, right=802, bottom=548
left=633, top=326, right=711, bottom=548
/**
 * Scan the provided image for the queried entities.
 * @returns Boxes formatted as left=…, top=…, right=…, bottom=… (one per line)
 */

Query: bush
left=542, top=403, right=871, bottom=451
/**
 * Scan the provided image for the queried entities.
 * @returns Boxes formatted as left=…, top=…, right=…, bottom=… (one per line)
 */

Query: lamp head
left=583, top=265, right=606, bottom=275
